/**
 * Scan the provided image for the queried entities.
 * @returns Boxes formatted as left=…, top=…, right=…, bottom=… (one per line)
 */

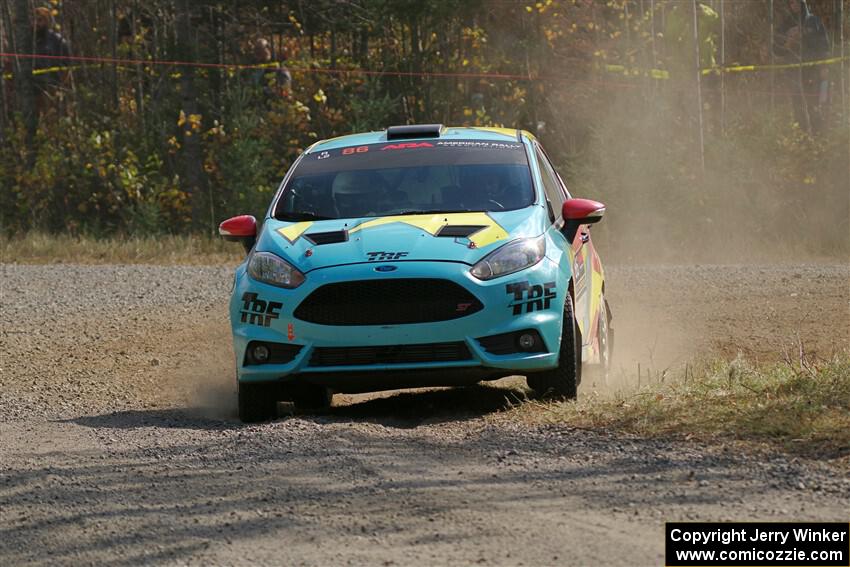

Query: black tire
left=526, top=294, right=581, bottom=399
left=238, top=382, right=279, bottom=423
left=290, top=384, right=333, bottom=413
left=599, top=297, right=613, bottom=372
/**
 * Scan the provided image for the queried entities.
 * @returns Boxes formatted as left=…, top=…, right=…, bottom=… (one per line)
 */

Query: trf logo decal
left=240, top=292, right=282, bottom=327
left=366, top=251, right=409, bottom=261
left=506, top=281, right=557, bottom=315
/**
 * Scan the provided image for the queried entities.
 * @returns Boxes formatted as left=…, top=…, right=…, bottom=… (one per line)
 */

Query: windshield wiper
left=276, top=211, right=336, bottom=221
left=389, top=209, right=471, bottom=216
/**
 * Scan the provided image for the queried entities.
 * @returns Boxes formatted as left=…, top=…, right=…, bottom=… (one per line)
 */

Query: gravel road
left=1, top=263, right=848, bottom=566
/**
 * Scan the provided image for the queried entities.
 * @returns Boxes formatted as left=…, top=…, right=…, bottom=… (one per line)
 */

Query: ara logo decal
left=366, top=251, right=409, bottom=261
left=506, top=281, right=557, bottom=316
left=380, top=142, right=434, bottom=151
left=240, top=292, right=282, bottom=327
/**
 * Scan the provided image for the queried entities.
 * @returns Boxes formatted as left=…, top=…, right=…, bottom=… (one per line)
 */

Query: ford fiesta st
left=220, top=124, right=611, bottom=422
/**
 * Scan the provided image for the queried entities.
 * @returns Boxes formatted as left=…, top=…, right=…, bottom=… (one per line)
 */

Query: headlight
left=247, top=251, right=305, bottom=288
left=470, top=236, right=546, bottom=280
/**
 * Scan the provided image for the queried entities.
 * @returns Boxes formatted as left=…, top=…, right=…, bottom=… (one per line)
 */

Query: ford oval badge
left=374, top=265, right=397, bottom=272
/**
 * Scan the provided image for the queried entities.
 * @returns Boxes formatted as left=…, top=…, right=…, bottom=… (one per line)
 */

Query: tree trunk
left=210, top=4, right=221, bottom=121
left=0, top=3, right=9, bottom=134
left=177, top=0, right=206, bottom=230
left=12, top=0, right=36, bottom=156
left=132, top=1, right=145, bottom=133
left=110, top=0, right=118, bottom=109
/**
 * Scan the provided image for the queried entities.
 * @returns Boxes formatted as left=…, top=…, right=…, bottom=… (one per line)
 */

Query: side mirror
left=219, top=215, right=257, bottom=254
left=561, top=199, right=605, bottom=243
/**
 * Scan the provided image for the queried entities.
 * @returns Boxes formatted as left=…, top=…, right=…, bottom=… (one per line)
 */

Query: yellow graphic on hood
left=278, top=221, right=313, bottom=243
left=349, top=213, right=507, bottom=248
left=276, top=213, right=508, bottom=248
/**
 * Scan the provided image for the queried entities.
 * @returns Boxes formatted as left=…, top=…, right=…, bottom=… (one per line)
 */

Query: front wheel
left=290, top=384, right=333, bottom=413
left=526, top=294, right=581, bottom=399
left=238, top=382, right=279, bottom=423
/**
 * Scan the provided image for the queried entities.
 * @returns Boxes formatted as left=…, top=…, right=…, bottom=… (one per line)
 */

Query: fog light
left=252, top=344, right=270, bottom=363
left=517, top=333, right=536, bottom=351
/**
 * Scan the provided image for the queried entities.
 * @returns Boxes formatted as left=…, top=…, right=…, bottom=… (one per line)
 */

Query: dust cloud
left=156, top=315, right=238, bottom=419
left=541, top=58, right=849, bottom=396
left=549, top=76, right=849, bottom=265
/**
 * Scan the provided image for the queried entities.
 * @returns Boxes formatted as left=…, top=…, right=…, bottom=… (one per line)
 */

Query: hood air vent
left=436, top=225, right=485, bottom=238
left=304, top=230, right=349, bottom=245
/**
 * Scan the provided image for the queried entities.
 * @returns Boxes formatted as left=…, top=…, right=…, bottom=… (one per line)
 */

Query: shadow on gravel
left=325, top=383, right=527, bottom=428
left=68, top=383, right=527, bottom=431
left=6, top=410, right=831, bottom=567
left=67, top=408, right=240, bottom=431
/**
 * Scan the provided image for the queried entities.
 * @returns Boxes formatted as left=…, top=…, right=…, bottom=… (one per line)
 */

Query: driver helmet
left=464, top=166, right=505, bottom=208
left=331, top=170, right=384, bottom=217
left=480, top=168, right=503, bottom=199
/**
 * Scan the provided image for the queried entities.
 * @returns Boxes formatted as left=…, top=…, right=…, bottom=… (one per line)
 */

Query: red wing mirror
left=219, top=215, right=257, bottom=253
left=562, top=198, right=606, bottom=223
left=561, top=199, right=605, bottom=244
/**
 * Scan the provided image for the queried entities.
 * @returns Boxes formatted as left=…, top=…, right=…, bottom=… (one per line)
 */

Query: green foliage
left=0, top=0, right=847, bottom=253
left=348, top=79, right=400, bottom=133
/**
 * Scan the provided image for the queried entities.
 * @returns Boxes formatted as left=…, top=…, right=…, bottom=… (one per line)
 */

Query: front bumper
left=229, top=258, right=567, bottom=386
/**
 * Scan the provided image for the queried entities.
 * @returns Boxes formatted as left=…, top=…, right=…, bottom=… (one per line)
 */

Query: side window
left=535, top=147, right=565, bottom=222
left=554, top=170, right=572, bottom=199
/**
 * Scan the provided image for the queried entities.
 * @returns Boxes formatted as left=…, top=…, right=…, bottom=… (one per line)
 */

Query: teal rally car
left=220, top=124, right=611, bottom=422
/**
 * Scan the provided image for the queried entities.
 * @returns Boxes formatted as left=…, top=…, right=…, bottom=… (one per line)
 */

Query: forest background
left=1, top=0, right=848, bottom=262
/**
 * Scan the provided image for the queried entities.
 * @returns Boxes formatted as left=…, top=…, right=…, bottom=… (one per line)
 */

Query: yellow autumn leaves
left=177, top=110, right=203, bottom=137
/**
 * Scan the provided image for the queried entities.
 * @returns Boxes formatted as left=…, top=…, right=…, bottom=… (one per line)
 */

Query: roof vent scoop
left=386, top=124, right=444, bottom=140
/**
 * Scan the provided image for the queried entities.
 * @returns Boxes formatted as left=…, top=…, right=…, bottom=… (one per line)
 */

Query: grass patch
left=510, top=353, right=850, bottom=460
left=1, top=232, right=244, bottom=265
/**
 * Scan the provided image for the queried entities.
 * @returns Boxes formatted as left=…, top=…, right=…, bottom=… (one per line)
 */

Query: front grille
left=294, top=278, right=483, bottom=326
left=310, top=341, right=472, bottom=367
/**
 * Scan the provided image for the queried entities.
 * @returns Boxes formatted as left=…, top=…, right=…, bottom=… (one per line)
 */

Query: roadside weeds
left=502, top=351, right=850, bottom=464
left=1, top=232, right=242, bottom=265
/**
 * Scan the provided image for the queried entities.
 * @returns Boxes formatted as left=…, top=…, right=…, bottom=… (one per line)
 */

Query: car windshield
left=273, top=139, right=534, bottom=220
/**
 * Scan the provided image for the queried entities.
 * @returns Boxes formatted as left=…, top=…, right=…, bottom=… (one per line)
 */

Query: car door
left=535, top=146, right=593, bottom=346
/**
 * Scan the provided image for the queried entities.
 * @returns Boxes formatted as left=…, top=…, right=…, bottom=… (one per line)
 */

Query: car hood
left=256, top=208, right=546, bottom=272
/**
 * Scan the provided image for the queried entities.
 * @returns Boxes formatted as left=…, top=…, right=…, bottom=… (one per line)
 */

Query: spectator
left=250, top=38, right=292, bottom=101
left=33, top=5, right=72, bottom=109
left=774, top=0, right=831, bottom=134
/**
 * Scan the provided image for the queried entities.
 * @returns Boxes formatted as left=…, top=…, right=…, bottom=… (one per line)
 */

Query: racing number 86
left=342, top=146, right=369, bottom=155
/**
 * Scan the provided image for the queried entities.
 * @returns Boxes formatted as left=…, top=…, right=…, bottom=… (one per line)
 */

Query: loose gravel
left=1, top=262, right=847, bottom=566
